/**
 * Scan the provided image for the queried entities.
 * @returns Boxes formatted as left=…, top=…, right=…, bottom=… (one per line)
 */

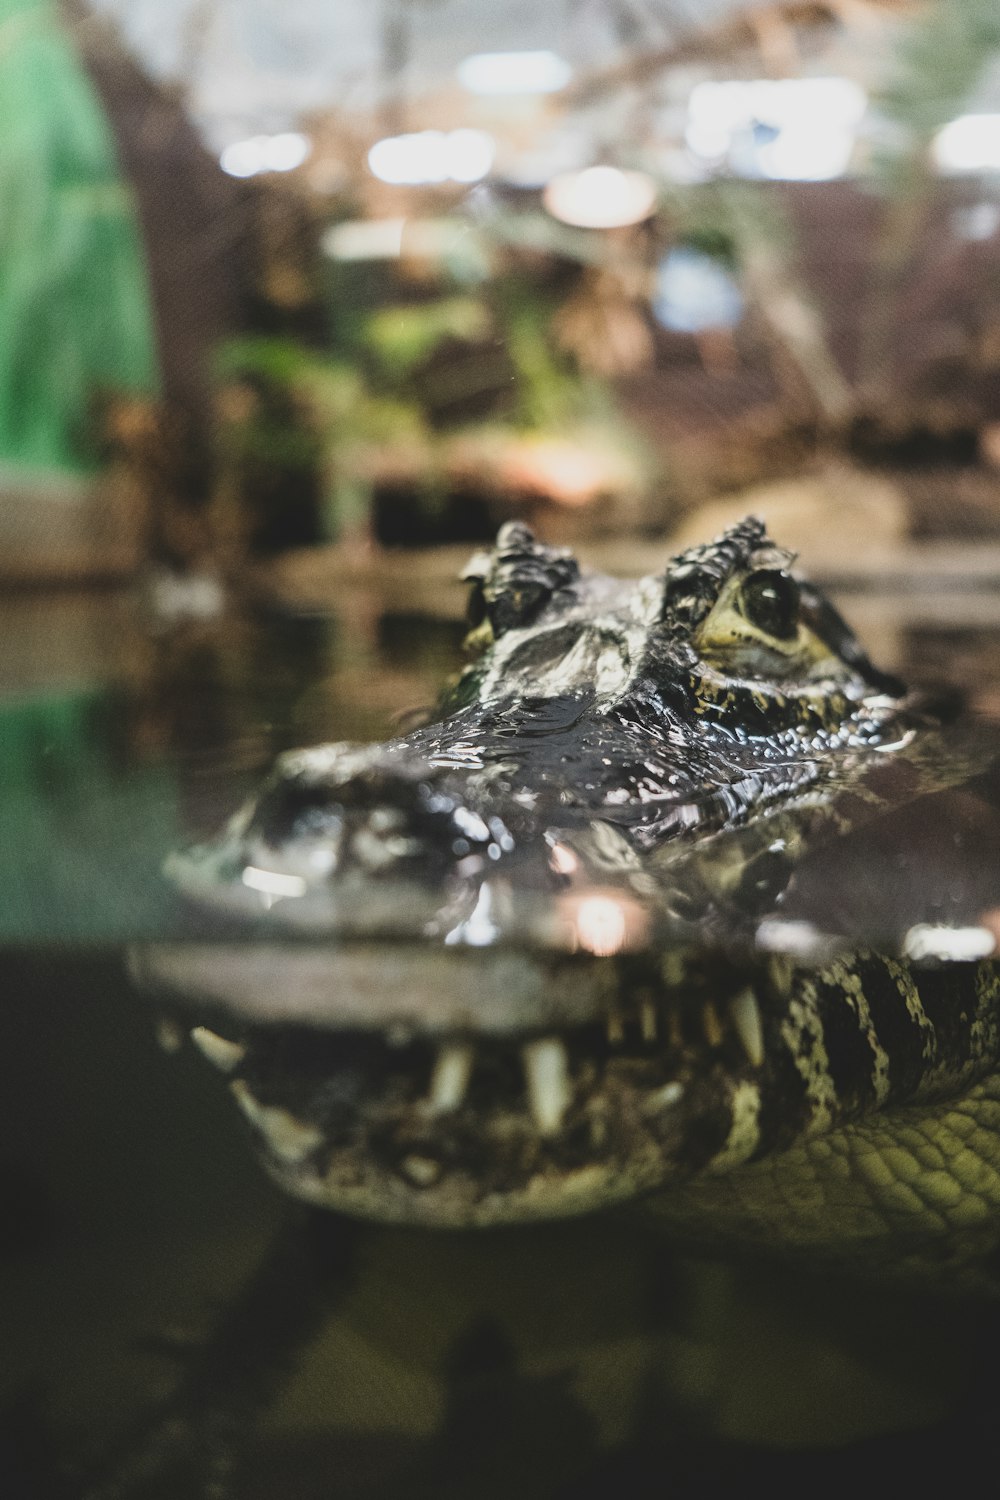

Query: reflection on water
left=2, top=589, right=1000, bottom=950
left=3, top=588, right=1000, bottom=1494
left=0, top=956, right=993, bottom=1496
left=0, top=601, right=465, bottom=942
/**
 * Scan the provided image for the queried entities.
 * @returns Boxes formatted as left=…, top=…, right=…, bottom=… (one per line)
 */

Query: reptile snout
left=236, top=743, right=512, bottom=885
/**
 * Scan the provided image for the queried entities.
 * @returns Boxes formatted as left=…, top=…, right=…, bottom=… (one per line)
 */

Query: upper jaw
left=159, top=950, right=772, bottom=1228
left=158, top=702, right=824, bottom=953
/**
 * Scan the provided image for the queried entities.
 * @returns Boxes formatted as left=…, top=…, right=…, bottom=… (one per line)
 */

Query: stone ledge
left=0, top=469, right=145, bottom=584
left=261, top=537, right=1000, bottom=620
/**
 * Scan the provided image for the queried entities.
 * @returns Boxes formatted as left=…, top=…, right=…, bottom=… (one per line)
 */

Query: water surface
left=2, top=580, right=1000, bottom=1495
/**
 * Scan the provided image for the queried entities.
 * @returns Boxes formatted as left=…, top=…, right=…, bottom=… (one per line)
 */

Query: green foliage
left=213, top=335, right=437, bottom=539
left=878, top=0, right=1000, bottom=143
left=502, top=294, right=614, bottom=431
left=675, top=224, right=739, bottom=270
left=364, top=297, right=493, bottom=378
left=214, top=335, right=332, bottom=391
left=215, top=336, right=427, bottom=442
left=680, top=179, right=798, bottom=266
left=214, top=249, right=658, bottom=538
left=0, top=0, right=158, bottom=474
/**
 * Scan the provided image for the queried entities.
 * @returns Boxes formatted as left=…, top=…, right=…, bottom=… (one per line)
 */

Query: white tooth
left=229, top=1081, right=322, bottom=1163
left=522, top=1037, right=572, bottom=1136
left=606, top=1013, right=625, bottom=1045
left=640, top=1000, right=658, bottom=1043
left=728, top=989, right=765, bottom=1067
left=191, top=1026, right=246, bottom=1072
left=429, top=1043, right=474, bottom=1113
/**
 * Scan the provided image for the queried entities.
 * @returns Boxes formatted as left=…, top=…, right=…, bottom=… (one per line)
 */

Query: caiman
left=133, top=518, right=1000, bottom=1282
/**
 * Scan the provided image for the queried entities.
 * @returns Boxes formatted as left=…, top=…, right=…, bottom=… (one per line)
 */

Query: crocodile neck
left=641, top=956, right=1000, bottom=1277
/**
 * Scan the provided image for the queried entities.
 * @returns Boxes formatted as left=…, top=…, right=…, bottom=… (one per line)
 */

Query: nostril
left=232, top=743, right=511, bottom=884
left=243, top=746, right=436, bottom=847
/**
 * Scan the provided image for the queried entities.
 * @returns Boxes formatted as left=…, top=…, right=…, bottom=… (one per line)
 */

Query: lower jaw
left=219, top=1058, right=690, bottom=1227
left=247, top=1138, right=665, bottom=1228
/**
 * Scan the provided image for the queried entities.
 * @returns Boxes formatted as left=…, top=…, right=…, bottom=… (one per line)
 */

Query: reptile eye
left=740, top=570, right=800, bottom=641
left=466, top=582, right=487, bottom=629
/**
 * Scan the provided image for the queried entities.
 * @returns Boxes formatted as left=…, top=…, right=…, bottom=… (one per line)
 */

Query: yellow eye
left=739, top=570, right=800, bottom=641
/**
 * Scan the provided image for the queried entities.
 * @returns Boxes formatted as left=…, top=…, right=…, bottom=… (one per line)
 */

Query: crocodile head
left=166, top=516, right=906, bottom=905
left=134, top=520, right=1000, bottom=1259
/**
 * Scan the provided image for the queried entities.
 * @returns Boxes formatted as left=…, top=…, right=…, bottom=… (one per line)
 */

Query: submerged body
left=137, top=520, right=1000, bottom=1272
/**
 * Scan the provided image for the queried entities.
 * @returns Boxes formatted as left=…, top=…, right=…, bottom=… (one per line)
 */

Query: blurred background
left=7, top=0, right=1000, bottom=587
left=7, top=4, right=1000, bottom=1494
left=6, top=0, right=1000, bottom=800
left=6, top=0, right=1000, bottom=940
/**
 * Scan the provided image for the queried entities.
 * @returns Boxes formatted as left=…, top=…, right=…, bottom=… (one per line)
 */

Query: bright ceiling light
left=447, top=128, right=498, bottom=183
left=322, top=219, right=407, bottom=260
left=933, top=115, right=1000, bottom=174
left=264, top=132, right=312, bottom=171
left=686, top=77, right=865, bottom=181
left=220, top=132, right=311, bottom=178
left=457, top=50, right=572, bottom=95
left=321, top=217, right=484, bottom=266
left=688, top=77, right=866, bottom=139
left=220, top=139, right=263, bottom=178
left=757, top=126, right=856, bottom=182
left=542, top=166, right=658, bottom=229
left=368, top=129, right=495, bottom=186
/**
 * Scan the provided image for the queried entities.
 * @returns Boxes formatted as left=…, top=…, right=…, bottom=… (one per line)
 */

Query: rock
left=666, top=466, right=909, bottom=571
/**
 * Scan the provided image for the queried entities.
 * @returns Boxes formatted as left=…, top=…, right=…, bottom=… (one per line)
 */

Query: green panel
left=0, top=686, right=181, bottom=941
left=0, top=0, right=159, bottom=474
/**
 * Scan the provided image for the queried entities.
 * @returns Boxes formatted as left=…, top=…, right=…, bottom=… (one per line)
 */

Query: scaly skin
left=134, top=520, right=1000, bottom=1275
left=645, top=958, right=1000, bottom=1274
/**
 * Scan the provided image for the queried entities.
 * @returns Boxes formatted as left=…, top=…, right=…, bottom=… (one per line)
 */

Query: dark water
left=2, top=585, right=1000, bottom=1497
left=3, top=590, right=1000, bottom=951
